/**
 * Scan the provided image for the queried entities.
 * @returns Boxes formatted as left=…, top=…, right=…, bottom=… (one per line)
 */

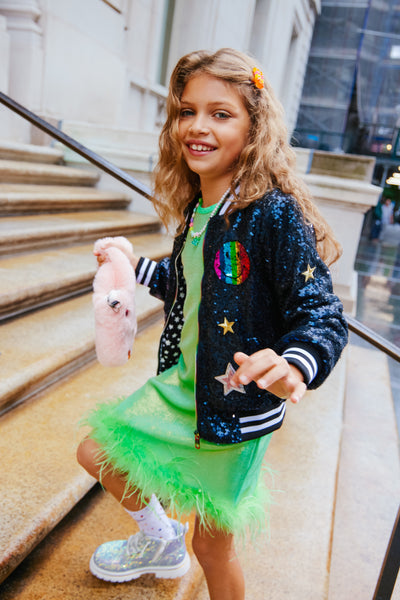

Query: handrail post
left=372, top=505, right=400, bottom=600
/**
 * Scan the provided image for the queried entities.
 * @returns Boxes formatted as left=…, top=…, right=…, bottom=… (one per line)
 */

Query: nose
left=188, top=113, right=209, bottom=135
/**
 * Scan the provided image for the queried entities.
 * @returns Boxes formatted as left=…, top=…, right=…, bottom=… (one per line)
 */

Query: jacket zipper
left=158, top=223, right=201, bottom=448
left=193, top=215, right=210, bottom=451
left=194, top=430, right=200, bottom=449
left=191, top=198, right=232, bottom=449
left=194, top=303, right=200, bottom=449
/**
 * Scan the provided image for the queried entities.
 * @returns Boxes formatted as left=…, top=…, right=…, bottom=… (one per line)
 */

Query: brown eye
left=180, top=109, right=194, bottom=118
left=214, top=111, right=230, bottom=119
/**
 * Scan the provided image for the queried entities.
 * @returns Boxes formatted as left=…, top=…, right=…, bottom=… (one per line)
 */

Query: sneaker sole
left=89, top=551, right=191, bottom=582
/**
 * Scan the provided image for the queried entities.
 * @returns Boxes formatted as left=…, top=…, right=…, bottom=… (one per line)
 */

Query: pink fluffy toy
left=92, top=237, right=137, bottom=367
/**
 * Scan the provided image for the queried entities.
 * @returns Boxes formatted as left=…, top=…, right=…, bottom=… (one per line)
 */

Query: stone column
left=0, top=0, right=43, bottom=141
left=168, top=0, right=256, bottom=78
left=0, top=14, right=11, bottom=137
left=0, top=14, right=9, bottom=91
left=295, top=149, right=381, bottom=314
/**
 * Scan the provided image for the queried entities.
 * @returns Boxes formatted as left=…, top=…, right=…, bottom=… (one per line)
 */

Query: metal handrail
left=0, top=91, right=399, bottom=600
left=346, top=314, right=400, bottom=363
left=373, top=506, right=400, bottom=600
left=0, top=92, right=153, bottom=200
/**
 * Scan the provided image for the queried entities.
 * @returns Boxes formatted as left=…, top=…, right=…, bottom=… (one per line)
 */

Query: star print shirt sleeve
left=263, top=194, right=348, bottom=389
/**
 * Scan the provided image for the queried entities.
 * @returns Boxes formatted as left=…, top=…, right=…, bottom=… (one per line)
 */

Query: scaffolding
left=293, top=0, right=400, bottom=169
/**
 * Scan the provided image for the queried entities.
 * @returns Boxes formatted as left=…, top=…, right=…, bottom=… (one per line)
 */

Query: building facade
left=0, top=0, right=320, bottom=162
left=293, top=0, right=400, bottom=187
left=0, top=1, right=383, bottom=313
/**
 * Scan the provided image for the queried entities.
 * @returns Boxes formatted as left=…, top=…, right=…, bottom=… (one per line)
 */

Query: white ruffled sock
left=125, top=494, right=175, bottom=540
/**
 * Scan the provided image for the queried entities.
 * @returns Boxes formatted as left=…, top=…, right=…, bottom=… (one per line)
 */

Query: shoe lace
left=126, top=531, right=151, bottom=557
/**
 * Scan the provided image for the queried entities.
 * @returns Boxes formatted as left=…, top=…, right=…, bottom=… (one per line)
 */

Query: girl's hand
left=93, top=236, right=139, bottom=269
left=232, top=349, right=307, bottom=404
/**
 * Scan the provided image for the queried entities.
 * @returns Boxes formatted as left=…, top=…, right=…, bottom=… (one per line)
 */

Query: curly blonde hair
left=153, top=48, right=341, bottom=265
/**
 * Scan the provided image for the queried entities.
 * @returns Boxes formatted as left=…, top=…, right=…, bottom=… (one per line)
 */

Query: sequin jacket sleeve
left=135, top=256, right=170, bottom=302
left=258, top=192, right=348, bottom=389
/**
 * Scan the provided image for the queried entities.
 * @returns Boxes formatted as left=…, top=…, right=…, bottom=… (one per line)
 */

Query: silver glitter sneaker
left=89, top=520, right=190, bottom=582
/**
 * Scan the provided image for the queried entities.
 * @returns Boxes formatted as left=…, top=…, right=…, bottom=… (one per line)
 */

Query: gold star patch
left=302, top=264, right=316, bottom=282
left=218, top=317, right=235, bottom=335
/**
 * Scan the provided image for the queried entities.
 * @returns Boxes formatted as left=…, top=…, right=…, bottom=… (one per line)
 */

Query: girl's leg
left=192, top=516, right=245, bottom=600
left=77, top=436, right=145, bottom=510
left=77, top=436, right=176, bottom=539
left=78, top=437, right=190, bottom=582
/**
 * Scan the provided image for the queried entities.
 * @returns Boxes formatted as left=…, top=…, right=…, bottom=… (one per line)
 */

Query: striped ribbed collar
left=185, top=185, right=238, bottom=225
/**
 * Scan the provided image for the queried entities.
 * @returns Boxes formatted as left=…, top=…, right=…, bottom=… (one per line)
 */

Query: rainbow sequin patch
left=214, top=241, right=250, bottom=285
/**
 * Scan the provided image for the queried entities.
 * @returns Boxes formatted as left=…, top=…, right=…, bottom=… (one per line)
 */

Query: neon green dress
left=85, top=201, right=272, bottom=536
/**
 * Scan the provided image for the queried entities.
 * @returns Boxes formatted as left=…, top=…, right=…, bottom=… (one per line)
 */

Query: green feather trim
left=81, top=399, right=273, bottom=541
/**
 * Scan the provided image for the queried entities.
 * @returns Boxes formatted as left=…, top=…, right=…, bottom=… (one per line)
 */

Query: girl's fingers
left=94, top=254, right=106, bottom=266
left=256, top=361, right=289, bottom=389
left=233, top=350, right=306, bottom=401
left=233, top=350, right=288, bottom=387
left=232, top=352, right=250, bottom=383
left=289, top=381, right=307, bottom=404
left=233, top=351, right=248, bottom=365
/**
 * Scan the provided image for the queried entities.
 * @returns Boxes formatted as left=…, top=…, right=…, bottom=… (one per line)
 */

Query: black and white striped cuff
left=239, top=402, right=286, bottom=440
left=282, top=346, right=318, bottom=385
left=135, top=257, right=157, bottom=287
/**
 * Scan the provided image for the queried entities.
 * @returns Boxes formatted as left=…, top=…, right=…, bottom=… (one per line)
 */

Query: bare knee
left=191, top=529, right=209, bottom=566
left=192, top=521, right=236, bottom=570
left=76, top=436, right=102, bottom=478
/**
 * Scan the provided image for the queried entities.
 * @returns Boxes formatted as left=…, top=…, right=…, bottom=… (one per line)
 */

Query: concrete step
left=0, top=210, right=161, bottom=255
left=0, top=184, right=131, bottom=214
left=0, top=485, right=203, bottom=600
left=0, top=232, right=172, bottom=320
left=0, top=159, right=98, bottom=186
left=0, top=140, right=64, bottom=164
left=327, top=342, right=400, bottom=600
left=0, top=285, right=164, bottom=415
left=58, top=121, right=158, bottom=173
left=0, top=319, right=166, bottom=586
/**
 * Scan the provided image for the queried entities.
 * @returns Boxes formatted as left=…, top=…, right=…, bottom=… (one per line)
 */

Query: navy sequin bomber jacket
left=135, top=189, right=348, bottom=445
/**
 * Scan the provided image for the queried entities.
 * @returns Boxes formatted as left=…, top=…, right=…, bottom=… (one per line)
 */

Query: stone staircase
left=0, top=140, right=203, bottom=599
left=1, top=140, right=399, bottom=600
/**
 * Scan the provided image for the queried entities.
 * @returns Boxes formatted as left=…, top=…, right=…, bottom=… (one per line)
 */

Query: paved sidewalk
left=328, top=342, right=400, bottom=600
left=355, top=232, right=400, bottom=433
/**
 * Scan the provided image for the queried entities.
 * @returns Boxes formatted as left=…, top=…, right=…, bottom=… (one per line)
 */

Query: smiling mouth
left=188, top=143, right=216, bottom=152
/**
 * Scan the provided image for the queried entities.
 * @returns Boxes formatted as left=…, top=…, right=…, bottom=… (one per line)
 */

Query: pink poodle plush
left=92, top=237, right=137, bottom=367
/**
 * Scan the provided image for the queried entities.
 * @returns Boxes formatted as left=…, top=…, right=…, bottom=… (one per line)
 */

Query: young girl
left=77, top=48, right=348, bottom=600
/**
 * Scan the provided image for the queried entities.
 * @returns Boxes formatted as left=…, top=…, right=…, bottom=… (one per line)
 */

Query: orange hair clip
left=252, top=67, right=264, bottom=90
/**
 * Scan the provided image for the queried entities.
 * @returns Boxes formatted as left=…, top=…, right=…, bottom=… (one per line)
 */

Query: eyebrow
left=180, top=99, right=238, bottom=110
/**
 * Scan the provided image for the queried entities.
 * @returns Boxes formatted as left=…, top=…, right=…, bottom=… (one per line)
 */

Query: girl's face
left=178, top=73, right=250, bottom=194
